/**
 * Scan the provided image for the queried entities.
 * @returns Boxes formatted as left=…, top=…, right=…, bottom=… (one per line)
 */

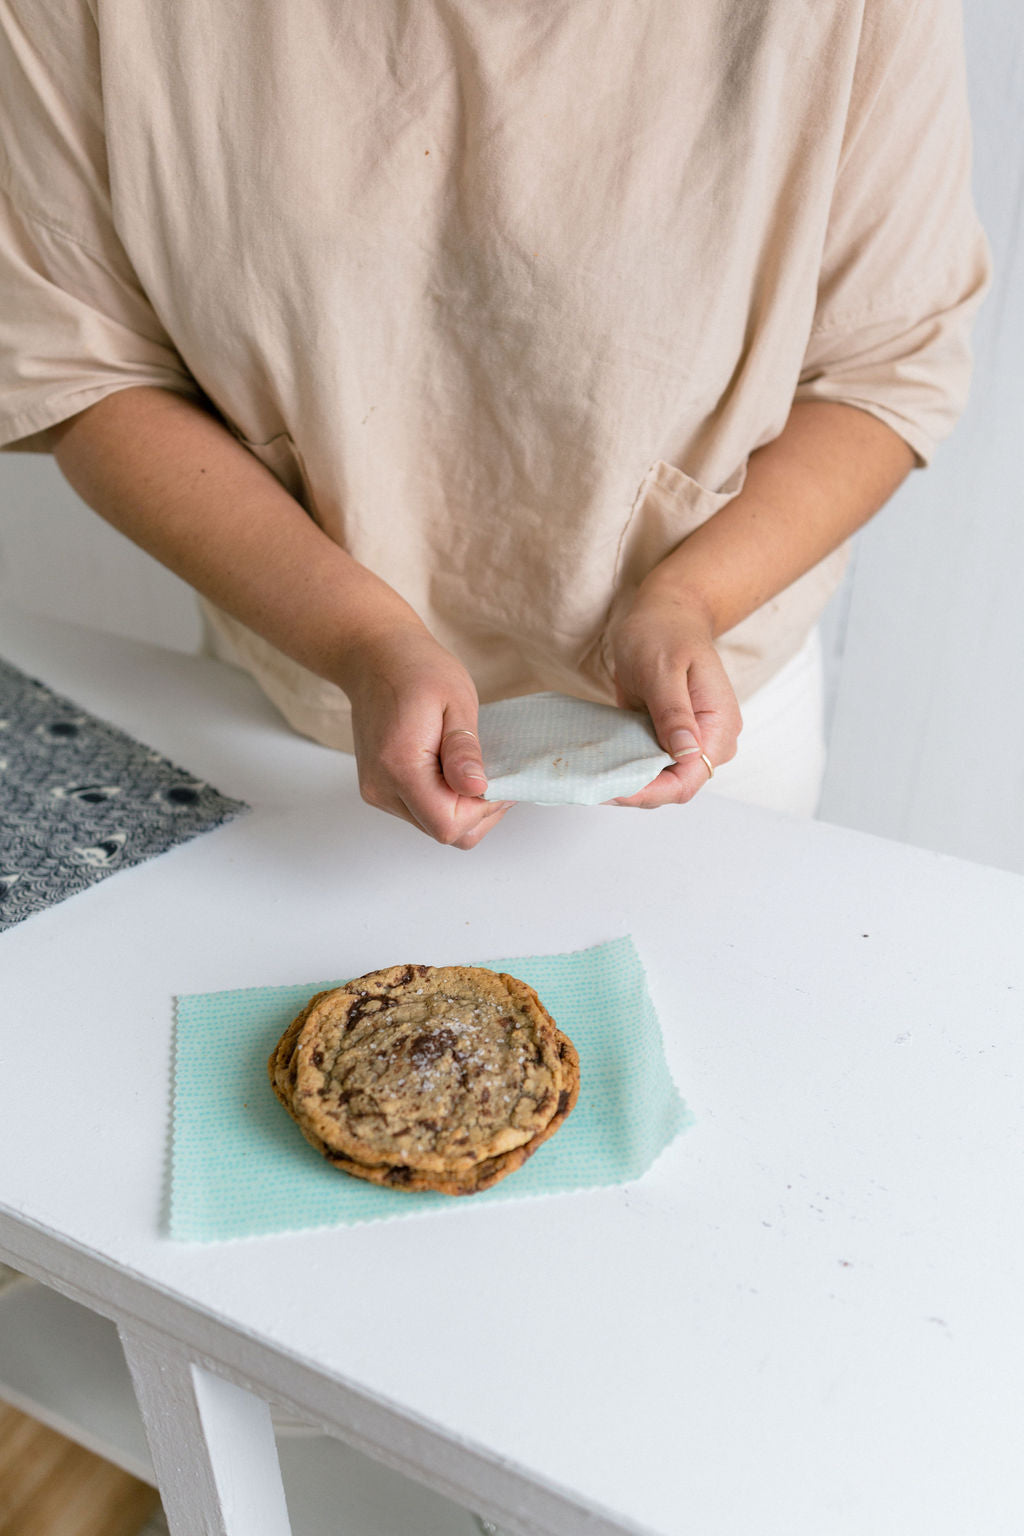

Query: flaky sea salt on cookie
left=280, top=1027, right=580, bottom=1196
left=269, top=963, right=575, bottom=1183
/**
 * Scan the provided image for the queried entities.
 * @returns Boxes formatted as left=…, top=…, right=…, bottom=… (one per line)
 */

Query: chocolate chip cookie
left=269, top=964, right=579, bottom=1194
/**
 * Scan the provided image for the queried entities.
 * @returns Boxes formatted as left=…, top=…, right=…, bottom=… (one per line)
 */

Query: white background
left=1, top=0, right=1021, bottom=873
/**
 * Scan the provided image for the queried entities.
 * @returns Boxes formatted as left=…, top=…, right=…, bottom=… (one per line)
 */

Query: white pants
left=704, top=626, right=827, bottom=818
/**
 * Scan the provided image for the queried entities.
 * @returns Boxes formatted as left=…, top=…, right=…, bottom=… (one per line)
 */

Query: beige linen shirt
left=0, top=0, right=991, bottom=751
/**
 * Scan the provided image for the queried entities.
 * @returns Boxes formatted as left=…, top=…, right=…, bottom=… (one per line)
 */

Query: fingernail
left=668, top=729, right=700, bottom=759
left=464, top=769, right=487, bottom=786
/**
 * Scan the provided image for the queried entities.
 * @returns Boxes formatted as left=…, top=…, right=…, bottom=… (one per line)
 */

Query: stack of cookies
left=269, top=963, right=580, bottom=1194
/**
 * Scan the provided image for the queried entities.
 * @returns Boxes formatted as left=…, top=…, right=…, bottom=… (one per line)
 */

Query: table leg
left=119, top=1326, right=292, bottom=1536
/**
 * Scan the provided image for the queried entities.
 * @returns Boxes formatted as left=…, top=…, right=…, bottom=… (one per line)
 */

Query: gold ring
left=441, top=729, right=478, bottom=747
left=700, top=752, right=714, bottom=781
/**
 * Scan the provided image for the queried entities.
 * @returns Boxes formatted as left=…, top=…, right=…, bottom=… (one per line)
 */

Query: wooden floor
left=0, top=1404, right=160, bottom=1536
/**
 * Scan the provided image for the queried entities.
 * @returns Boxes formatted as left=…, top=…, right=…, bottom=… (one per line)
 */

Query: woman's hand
left=605, top=587, right=742, bottom=808
left=338, top=618, right=513, bottom=849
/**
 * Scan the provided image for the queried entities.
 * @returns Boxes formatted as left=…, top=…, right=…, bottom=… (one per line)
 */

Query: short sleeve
left=794, top=0, right=992, bottom=467
left=0, top=0, right=203, bottom=452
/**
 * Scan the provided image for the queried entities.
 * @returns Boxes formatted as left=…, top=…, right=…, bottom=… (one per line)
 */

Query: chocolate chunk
left=344, top=994, right=386, bottom=1032
left=557, top=1090, right=569, bottom=1115
left=449, top=1047, right=471, bottom=1090
left=409, top=1028, right=457, bottom=1068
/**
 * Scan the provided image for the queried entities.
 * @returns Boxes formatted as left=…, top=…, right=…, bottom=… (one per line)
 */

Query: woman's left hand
left=605, top=587, right=742, bottom=807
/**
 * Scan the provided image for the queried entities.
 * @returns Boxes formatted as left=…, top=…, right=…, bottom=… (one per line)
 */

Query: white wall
left=818, top=0, right=1024, bottom=874
left=0, top=451, right=202, bottom=654
left=1, top=0, right=1021, bottom=872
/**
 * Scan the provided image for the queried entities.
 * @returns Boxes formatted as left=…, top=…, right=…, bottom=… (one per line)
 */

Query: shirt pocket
left=613, top=458, right=748, bottom=591
left=230, top=428, right=315, bottom=516
left=583, top=458, right=748, bottom=691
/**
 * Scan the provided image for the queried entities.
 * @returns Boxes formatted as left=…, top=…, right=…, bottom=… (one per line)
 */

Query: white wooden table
left=1, top=607, right=1022, bottom=1536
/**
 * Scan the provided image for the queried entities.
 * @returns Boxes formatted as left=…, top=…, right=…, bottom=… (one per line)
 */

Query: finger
left=401, top=792, right=513, bottom=848
left=610, top=669, right=706, bottom=807
left=688, top=664, right=742, bottom=770
left=438, top=714, right=488, bottom=797
left=398, top=742, right=506, bottom=845
left=638, top=678, right=704, bottom=766
left=636, top=645, right=741, bottom=783
left=362, top=755, right=464, bottom=842
left=376, top=717, right=483, bottom=843
left=450, top=800, right=515, bottom=851
left=608, top=755, right=712, bottom=809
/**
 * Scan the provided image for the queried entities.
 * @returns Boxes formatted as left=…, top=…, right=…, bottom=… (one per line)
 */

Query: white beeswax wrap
left=478, top=692, right=674, bottom=806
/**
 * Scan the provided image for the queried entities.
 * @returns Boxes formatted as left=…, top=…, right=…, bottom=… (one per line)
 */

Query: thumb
left=645, top=685, right=704, bottom=764
left=438, top=709, right=488, bottom=797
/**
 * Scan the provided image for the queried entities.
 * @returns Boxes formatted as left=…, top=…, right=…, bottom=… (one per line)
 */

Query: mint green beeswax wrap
left=171, top=936, right=692, bottom=1241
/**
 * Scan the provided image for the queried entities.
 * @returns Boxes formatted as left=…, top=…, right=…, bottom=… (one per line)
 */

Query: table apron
left=0, top=1208, right=648, bottom=1536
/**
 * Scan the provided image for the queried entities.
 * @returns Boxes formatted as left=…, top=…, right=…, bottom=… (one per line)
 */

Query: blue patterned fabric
left=0, top=656, right=248, bottom=931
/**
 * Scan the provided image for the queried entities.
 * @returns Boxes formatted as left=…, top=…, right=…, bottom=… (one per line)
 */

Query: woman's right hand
left=48, top=390, right=509, bottom=850
left=338, top=618, right=513, bottom=850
